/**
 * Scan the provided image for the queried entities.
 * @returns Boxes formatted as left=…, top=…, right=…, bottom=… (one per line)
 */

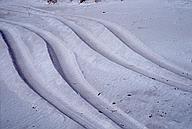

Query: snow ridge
left=8, top=4, right=192, bottom=80
left=0, top=20, right=148, bottom=129
left=1, top=6, right=192, bottom=93
left=1, top=4, right=192, bottom=129
left=0, top=26, right=121, bottom=129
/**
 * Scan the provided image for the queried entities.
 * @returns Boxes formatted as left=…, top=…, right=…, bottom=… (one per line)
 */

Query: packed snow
left=0, top=0, right=192, bottom=129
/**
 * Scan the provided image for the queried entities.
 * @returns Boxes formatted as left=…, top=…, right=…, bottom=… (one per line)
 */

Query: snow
left=0, top=0, right=192, bottom=129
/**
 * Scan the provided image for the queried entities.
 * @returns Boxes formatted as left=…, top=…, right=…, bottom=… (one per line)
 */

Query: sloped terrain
left=0, top=1, right=192, bottom=129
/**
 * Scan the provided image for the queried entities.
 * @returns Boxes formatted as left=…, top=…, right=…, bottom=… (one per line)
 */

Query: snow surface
left=0, top=0, right=192, bottom=129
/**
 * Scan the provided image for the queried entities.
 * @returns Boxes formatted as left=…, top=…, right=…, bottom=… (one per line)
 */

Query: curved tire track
left=4, top=7, right=192, bottom=93
left=7, top=4, right=192, bottom=80
left=0, top=25, right=123, bottom=129
left=0, top=20, right=148, bottom=129
left=2, top=6, right=192, bottom=93
left=67, top=15, right=192, bottom=80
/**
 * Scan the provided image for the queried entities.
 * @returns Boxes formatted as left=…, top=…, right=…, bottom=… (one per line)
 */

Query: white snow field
left=0, top=0, right=192, bottom=129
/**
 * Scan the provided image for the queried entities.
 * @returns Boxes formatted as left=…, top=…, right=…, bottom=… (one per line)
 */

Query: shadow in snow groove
left=0, top=31, right=32, bottom=88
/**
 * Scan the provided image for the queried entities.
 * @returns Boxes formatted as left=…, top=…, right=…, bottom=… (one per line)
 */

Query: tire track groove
left=0, top=25, right=122, bottom=129
left=0, top=20, right=147, bottom=129
left=8, top=4, right=192, bottom=80
left=2, top=7, right=192, bottom=93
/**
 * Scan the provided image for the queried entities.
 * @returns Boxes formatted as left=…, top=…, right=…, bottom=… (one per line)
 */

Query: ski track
left=0, top=20, right=148, bottom=129
left=1, top=6, right=192, bottom=93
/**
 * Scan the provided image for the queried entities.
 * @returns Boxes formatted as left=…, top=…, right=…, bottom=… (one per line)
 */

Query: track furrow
left=55, top=18, right=192, bottom=92
left=0, top=20, right=148, bottom=129
left=0, top=25, right=124, bottom=129
left=69, top=15, right=192, bottom=80
left=2, top=7, right=192, bottom=93
left=2, top=7, right=192, bottom=92
left=7, top=4, right=192, bottom=80
left=0, top=3, right=192, bottom=129
left=3, top=7, right=192, bottom=93
left=54, top=17, right=192, bottom=89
